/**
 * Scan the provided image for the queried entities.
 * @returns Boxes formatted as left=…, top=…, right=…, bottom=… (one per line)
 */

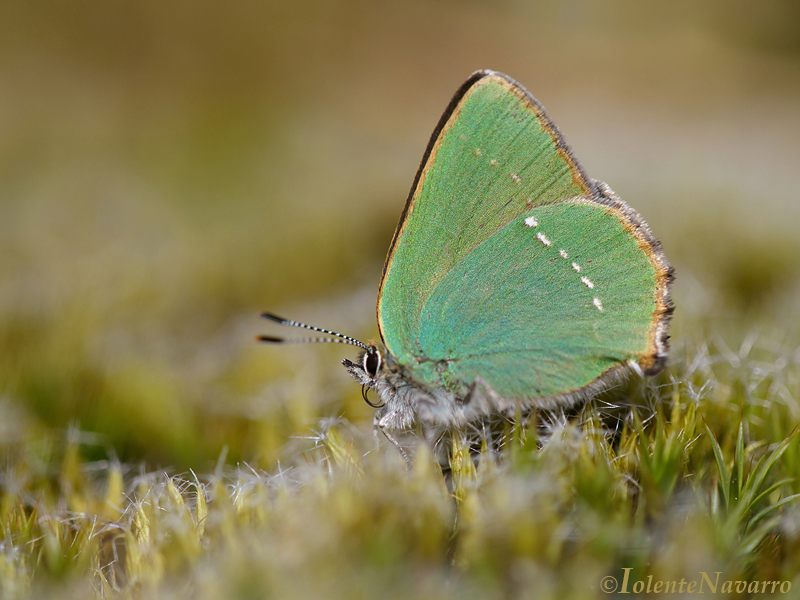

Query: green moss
left=2, top=330, right=800, bottom=598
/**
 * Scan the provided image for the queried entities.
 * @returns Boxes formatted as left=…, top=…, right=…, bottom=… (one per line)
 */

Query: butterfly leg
left=462, top=378, right=513, bottom=468
left=373, top=411, right=412, bottom=468
left=461, top=376, right=504, bottom=417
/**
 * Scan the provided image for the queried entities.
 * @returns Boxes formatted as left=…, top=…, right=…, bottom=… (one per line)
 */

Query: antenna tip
left=256, top=335, right=285, bottom=343
left=260, top=312, right=287, bottom=323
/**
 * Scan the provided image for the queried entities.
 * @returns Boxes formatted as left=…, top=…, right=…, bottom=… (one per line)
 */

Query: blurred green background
left=2, top=0, right=799, bottom=472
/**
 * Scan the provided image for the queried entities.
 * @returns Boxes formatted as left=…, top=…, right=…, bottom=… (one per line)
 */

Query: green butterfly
left=261, top=70, right=673, bottom=455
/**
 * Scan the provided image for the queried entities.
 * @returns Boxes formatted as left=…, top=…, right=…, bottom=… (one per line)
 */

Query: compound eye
left=363, top=349, right=381, bottom=377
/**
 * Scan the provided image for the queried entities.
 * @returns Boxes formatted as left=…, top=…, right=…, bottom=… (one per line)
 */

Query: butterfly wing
left=378, top=70, right=672, bottom=406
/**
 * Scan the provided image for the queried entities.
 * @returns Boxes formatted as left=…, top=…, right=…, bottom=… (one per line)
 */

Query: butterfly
left=260, top=70, right=673, bottom=459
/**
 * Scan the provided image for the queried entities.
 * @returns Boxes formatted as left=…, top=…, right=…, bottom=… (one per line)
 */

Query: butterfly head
left=341, top=343, right=387, bottom=388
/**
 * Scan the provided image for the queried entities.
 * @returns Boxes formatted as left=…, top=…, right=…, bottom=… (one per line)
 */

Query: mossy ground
left=2, top=324, right=800, bottom=599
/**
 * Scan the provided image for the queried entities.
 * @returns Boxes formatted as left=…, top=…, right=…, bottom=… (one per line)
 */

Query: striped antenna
left=258, top=313, right=370, bottom=350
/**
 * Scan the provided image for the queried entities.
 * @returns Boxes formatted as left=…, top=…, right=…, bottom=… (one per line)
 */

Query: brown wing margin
left=589, top=182, right=675, bottom=375
left=376, top=69, right=598, bottom=336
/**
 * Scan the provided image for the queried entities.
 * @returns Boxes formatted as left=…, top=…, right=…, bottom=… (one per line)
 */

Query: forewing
left=378, top=71, right=593, bottom=363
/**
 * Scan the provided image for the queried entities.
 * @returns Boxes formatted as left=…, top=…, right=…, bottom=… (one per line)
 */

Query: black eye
left=364, top=349, right=380, bottom=377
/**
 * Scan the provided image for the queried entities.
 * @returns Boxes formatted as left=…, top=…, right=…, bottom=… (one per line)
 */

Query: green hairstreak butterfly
left=260, top=70, right=674, bottom=456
